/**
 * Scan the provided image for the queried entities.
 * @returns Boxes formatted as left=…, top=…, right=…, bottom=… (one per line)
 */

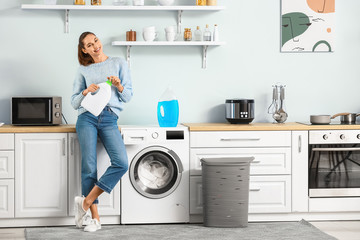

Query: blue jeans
left=76, top=106, right=128, bottom=204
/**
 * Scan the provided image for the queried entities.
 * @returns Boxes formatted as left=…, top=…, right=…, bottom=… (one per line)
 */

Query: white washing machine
left=120, top=125, right=189, bottom=224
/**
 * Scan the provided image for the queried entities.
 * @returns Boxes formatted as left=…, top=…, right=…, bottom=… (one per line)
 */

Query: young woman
left=71, top=31, right=133, bottom=232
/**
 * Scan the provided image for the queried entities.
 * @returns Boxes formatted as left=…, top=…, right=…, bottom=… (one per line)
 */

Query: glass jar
left=74, top=0, right=85, bottom=4
left=184, top=28, right=192, bottom=41
left=91, top=0, right=102, bottom=5
left=196, top=0, right=206, bottom=6
left=207, top=0, right=217, bottom=5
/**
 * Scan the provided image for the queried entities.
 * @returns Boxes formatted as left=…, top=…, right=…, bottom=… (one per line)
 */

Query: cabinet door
left=0, top=179, right=14, bottom=218
left=291, top=131, right=309, bottom=212
left=15, top=133, right=67, bottom=218
left=0, top=151, right=14, bottom=179
left=68, top=133, right=120, bottom=216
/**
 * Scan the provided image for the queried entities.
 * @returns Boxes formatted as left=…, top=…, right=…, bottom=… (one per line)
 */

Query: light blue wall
left=1, top=0, right=360, bottom=125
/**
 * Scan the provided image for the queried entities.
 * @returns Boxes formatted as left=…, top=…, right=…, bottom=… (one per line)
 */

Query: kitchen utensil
left=275, top=86, right=288, bottom=123
left=309, top=113, right=341, bottom=124
left=332, top=112, right=360, bottom=124
left=225, top=99, right=255, bottom=124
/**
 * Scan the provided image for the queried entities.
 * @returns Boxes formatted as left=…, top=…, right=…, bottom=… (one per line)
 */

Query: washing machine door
left=129, top=146, right=183, bottom=199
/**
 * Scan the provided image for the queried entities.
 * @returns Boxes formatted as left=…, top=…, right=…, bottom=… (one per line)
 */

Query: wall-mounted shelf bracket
left=126, top=45, right=132, bottom=68
left=65, top=9, right=69, bottom=33
left=177, top=10, right=183, bottom=35
left=202, top=45, right=208, bottom=69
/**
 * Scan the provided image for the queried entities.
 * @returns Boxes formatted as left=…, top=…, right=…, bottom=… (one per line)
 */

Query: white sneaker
left=74, top=196, right=87, bottom=228
left=84, top=219, right=101, bottom=232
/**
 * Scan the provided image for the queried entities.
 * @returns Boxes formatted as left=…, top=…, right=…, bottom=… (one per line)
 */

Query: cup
left=132, top=0, right=144, bottom=6
left=143, top=26, right=156, bottom=33
left=143, top=31, right=158, bottom=41
left=165, top=25, right=176, bottom=33
left=166, top=32, right=177, bottom=41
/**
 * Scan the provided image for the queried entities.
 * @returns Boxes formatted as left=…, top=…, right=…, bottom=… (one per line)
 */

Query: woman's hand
left=82, top=83, right=99, bottom=96
left=108, top=76, right=124, bottom=93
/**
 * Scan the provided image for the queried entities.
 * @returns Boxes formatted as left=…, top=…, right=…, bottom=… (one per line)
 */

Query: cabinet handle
left=298, top=135, right=302, bottom=153
left=220, top=138, right=260, bottom=141
left=62, top=138, right=65, bottom=156
left=250, top=188, right=261, bottom=192
left=70, top=137, right=74, bottom=156
left=252, top=160, right=261, bottom=164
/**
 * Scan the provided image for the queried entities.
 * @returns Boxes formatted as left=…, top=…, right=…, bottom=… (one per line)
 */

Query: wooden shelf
left=112, top=41, right=226, bottom=69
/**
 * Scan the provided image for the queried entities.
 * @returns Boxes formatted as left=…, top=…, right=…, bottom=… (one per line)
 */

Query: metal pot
left=332, top=112, right=360, bottom=124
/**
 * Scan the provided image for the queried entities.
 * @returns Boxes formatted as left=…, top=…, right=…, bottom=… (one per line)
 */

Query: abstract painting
left=281, top=0, right=335, bottom=52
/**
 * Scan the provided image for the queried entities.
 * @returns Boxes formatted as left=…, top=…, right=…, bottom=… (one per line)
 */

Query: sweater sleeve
left=117, top=59, right=133, bottom=103
left=71, top=69, right=86, bottom=110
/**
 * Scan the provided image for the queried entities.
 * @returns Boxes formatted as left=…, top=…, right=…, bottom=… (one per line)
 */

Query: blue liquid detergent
left=157, top=99, right=179, bottom=127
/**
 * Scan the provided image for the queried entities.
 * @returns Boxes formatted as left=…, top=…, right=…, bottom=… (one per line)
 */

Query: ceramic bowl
left=158, top=0, right=175, bottom=6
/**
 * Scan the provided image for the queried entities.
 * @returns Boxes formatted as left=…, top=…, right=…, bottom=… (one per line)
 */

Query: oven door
left=309, top=144, right=360, bottom=197
left=12, top=97, right=52, bottom=125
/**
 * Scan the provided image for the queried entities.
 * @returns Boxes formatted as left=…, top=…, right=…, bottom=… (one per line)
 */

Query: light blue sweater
left=71, top=57, right=133, bottom=117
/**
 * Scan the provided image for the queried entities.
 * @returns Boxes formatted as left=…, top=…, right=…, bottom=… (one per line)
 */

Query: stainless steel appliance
left=11, top=97, right=62, bottom=125
left=308, top=130, right=360, bottom=197
left=225, top=99, right=254, bottom=124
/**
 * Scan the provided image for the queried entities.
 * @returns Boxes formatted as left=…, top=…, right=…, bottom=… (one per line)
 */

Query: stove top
left=297, top=121, right=360, bottom=126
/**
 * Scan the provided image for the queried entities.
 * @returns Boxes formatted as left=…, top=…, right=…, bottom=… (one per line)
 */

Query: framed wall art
left=281, top=0, right=335, bottom=52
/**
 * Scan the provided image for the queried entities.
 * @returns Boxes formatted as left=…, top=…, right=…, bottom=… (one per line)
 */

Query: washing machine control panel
left=151, top=132, right=159, bottom=139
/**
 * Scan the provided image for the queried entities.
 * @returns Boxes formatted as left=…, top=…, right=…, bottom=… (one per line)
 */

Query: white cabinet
left=15, top=133, right=68, bottom=218
left=68, top=133, right=120, bottom=216
left=189, top=131, right=293, bottom=215
left=0, top=134, right=15, bottom=218
left=291, top=131, right=309, bottom=212
left=0, top=179, right=14, bottom=218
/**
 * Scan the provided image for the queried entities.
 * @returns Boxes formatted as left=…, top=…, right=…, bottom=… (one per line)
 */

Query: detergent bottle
left=81, top=80, right=112, bottom=117
left=157, top=86, right=179, bottom=127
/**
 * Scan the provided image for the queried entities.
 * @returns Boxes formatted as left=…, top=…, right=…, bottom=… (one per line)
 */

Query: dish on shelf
left=158, top=0, right=175, bottom=6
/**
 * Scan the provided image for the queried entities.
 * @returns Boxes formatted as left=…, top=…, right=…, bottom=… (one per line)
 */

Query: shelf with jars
left=111, top=41, right=226, bottom=69
left=21, top=4, right=225, bottom=33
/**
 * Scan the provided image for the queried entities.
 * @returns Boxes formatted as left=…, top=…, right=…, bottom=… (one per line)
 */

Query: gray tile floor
left=0, top=221, right=359, bottom=239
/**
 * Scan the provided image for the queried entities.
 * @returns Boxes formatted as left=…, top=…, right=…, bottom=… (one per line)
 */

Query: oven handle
left=312, top=147, right=360, bottom=152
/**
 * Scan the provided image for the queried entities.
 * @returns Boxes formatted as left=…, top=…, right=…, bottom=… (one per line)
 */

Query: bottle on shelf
left=184, top=28, right=192, bottom=41
left=203, top=24, right=212, bottom=41
left=91, top=0, right=102, bottom=5
left=196, top=0, right=206, bottom=6
left=74, top=0, right=85, bottom=4
left=207, top=0, right=217, bottom=5
left=194, top=26, right=202, bottom=41
left=213, top=24, right=219, bottom=41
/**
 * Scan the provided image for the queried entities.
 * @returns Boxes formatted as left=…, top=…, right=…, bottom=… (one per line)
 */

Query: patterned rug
left=25, top=219, right=336, bottom=240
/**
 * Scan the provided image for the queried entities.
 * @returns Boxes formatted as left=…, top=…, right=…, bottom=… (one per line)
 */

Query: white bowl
left=158, top=0, right=174, bottom=6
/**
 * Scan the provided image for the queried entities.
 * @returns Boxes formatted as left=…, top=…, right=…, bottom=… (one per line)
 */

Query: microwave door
left=12, top=98, right=51, bottom=125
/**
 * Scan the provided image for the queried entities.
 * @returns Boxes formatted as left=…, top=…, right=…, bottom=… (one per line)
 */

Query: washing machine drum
left=129, top=146, right=183, bottom=199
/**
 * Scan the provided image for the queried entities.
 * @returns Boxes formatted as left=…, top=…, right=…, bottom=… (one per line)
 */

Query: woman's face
left=82, top=34, right=104, bottom=58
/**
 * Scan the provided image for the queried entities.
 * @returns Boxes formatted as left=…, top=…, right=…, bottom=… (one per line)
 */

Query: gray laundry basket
left=201, top=157, right=254, bottom=228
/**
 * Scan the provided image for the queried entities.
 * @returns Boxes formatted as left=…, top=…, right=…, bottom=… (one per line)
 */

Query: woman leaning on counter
left=71, top=31, right=133, bottom=232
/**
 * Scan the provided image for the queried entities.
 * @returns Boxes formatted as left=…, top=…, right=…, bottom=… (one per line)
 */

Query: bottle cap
left=106, top=80, right=112, bottom=86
